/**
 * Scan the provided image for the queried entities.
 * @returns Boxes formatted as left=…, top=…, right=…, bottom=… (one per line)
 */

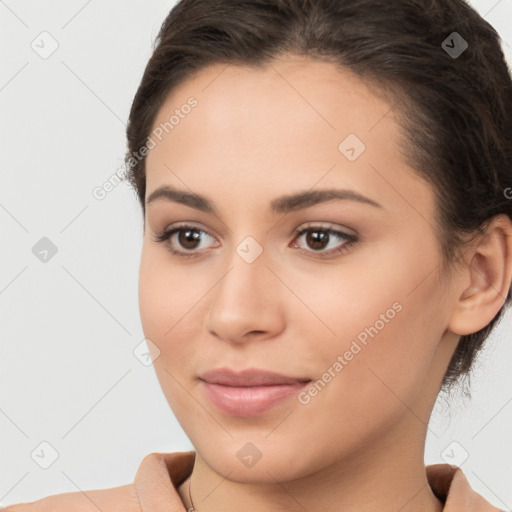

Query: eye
left=291, top=223, right=357, bottom=258
left=152, top=223, right=218, bottom=258
left=152, top=222, right=358, bottom=259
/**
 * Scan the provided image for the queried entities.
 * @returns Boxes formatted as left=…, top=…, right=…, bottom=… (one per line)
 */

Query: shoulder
left=1, top=483, right=140, bottom=512
left=426, top=463, right=504, bottom=511
left=1, top=450, right=195, bottom=512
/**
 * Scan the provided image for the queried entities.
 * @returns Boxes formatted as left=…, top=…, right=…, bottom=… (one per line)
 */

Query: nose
left=205, top=244, right=285, bottom=344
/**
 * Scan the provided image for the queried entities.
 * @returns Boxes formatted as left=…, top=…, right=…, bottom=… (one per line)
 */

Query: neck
left=178, top=416, right=444, bottom=512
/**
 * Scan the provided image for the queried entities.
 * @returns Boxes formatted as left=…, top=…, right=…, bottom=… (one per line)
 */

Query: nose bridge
left=217, top=234, right=269, bottom=304
left=206, top=233, right=280, bottom=339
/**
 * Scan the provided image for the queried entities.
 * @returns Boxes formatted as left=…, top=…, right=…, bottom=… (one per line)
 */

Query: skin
left=138, top=55, right=512, bottom=512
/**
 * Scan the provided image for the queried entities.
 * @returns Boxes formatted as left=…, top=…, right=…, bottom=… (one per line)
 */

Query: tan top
left=3, top=451, right=504, bottom=511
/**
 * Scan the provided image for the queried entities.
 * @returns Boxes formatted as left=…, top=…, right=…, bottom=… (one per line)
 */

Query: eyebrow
left=146, top=185, right=383, bottom=214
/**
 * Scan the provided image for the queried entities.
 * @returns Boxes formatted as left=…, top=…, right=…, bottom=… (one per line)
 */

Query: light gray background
left=1, top=0, right=511, bottom=509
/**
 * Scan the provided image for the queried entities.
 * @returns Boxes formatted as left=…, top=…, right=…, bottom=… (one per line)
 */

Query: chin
left=194, top=438, right=318, bottom=484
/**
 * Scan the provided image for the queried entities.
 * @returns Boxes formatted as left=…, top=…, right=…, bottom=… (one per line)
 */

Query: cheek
left=138, top=249, right=168, bottom=337
left=138, top=245, right=208, bottom=370
left=138, top=247, right=180, bottom=357
left=300, top=236, right=443, bottom=403
left=137, top=247, right=199, bottom=413
left=139, top=244, right=192, bottom=329
left=290, top=272, right=443, bottom=469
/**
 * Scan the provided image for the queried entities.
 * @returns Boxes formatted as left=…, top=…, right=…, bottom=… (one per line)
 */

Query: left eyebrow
left=145, top=185, right=383, bottom=214
left=271, top=188, right=383, bottom=213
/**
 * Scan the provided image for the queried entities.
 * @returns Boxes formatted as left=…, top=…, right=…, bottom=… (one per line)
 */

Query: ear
left=447, top=214, right=512, bottom=336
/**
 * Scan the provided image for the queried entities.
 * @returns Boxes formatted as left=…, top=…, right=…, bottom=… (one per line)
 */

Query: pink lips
left=199, top=367, right=311, bottom=417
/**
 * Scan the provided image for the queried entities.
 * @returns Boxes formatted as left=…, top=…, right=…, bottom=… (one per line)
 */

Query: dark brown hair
left=124, top=0, right=512, bottom=395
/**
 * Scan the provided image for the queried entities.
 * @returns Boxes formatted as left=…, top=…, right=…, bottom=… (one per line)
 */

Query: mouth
left=198, top=367, right=312, bottom=417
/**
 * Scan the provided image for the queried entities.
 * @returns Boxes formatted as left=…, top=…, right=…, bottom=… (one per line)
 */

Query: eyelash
left=152, top=223, right=358, bottom=259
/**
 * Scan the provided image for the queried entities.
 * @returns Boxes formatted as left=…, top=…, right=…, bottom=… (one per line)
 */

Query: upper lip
left=199, top=367, right=311, bottom=387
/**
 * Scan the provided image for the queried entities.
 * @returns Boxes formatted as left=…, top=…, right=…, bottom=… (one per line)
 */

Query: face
left=139, top=55, right=460, bottom=483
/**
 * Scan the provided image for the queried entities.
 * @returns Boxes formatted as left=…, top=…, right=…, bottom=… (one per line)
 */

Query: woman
left=5, top=0, right=511, bottom=510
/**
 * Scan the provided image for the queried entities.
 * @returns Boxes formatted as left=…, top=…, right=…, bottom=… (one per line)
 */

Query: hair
left=124, top=0, right=512, bottom=397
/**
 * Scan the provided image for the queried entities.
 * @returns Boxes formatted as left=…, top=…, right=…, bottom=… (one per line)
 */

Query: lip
left=198, top=367, right=311, bottom=417
left=199, top=367, right=311, bottom=386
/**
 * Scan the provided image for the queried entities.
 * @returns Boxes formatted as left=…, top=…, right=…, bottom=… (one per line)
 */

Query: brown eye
left=152, top=223, right=358, bottom=259
left=304, top=230, right=330, bottom=251
left=152, top=224, right=218, bottom=258
left=177, top=228, right=202, bottom=250
left=292, top=226, right=358, bottom=258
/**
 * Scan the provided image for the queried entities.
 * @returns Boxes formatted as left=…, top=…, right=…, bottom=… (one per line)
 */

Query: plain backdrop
left=1, top=0, right=512, bottom=509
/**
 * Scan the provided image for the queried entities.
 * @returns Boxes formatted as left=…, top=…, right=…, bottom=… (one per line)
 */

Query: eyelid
left=152, top=221, right=358, bottom=259
left=152, top=222, right=218, bottom=247
left=293, top=221, right=357, bottom=236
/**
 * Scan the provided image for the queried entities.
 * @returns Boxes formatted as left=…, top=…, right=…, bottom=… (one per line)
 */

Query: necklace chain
left=188, top=477, right=197, bottom=512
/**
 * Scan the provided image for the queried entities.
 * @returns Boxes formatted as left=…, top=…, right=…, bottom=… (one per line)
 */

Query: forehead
left=148, top=55, right=394, bottom=154
left=144, top=55, right=433, bottom=222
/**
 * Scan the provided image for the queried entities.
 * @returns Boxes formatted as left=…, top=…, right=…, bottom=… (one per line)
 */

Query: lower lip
left=200, top=380, right=310, bottom=417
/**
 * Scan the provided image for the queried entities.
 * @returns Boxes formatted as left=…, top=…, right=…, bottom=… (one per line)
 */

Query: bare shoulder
left=2, top=483, right=140, bottom=512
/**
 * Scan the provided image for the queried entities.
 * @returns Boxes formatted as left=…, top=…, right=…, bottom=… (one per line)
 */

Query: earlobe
left=447, top=214, right=512, bottom=336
